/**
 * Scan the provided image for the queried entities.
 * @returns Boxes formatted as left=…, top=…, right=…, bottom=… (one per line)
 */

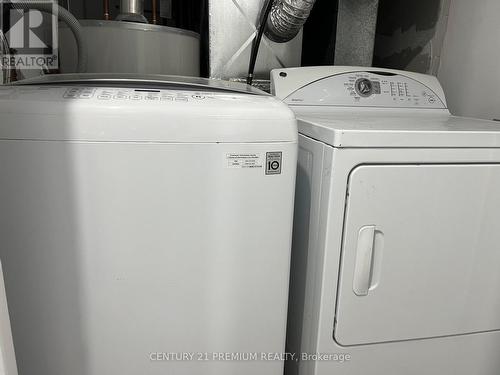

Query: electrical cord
left=246, top=0, right=274, bottom=86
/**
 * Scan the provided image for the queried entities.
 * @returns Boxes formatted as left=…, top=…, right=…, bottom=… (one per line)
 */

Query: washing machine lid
left=11, top=73, right=265, bottom=96
left=0, top=76, right=296, bottom=143
left=296, top=108, right=500, bottom=148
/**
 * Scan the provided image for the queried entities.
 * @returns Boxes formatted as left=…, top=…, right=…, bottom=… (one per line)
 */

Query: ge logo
left=266, top=152, right=282, bottom=175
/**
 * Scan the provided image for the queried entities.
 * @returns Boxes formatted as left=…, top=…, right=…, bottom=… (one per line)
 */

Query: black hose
left=246, top=0, right=274, bottom=86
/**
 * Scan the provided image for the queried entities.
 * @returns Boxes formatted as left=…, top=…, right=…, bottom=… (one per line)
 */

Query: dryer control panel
left=271, top=67, right=447, bottom=109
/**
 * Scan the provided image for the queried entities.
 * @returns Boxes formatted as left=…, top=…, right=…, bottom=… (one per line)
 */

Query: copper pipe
left=152, top=0, right=158, bottom=24
left=103, top=0, right=110, bottom=20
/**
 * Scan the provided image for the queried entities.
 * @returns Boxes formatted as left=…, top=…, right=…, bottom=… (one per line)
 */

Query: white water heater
left=59, top=20, right=200, bottom=76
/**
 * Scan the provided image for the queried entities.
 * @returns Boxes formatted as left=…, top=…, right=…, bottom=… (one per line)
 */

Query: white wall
left=437, top=0, right=500, bottom=120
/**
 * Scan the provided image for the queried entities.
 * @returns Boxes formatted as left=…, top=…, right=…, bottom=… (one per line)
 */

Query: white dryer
left=0, top=75, right=297, bottom=375
left=271, top=66, right=500, bottom=375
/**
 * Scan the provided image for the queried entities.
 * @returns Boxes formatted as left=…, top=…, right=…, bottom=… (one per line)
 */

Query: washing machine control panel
left=62, top=87, right=211, bottom=102
left=0, top=86, right=262, bottom=105
left=282, top=71, right=446, bottom=108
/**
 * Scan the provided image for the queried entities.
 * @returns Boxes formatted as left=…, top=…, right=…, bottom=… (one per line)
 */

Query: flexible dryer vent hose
left=265, top=0, right=317, bottom=43
left=247, top=0, right=317, bottom=84
left=12, top=1, right=88, bottom=73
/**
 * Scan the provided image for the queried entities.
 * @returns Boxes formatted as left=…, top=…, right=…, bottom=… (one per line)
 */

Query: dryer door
left=335, top=164, right=500, bottom=346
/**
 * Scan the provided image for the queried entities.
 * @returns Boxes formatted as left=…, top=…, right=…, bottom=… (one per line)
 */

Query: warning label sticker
left=226, top=153, right=263, bottom=169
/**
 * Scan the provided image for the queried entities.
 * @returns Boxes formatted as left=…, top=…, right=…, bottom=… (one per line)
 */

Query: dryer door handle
left=353, top=225, right=376, bottom=296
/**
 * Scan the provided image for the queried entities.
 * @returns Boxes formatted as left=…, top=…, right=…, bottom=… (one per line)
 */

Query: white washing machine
left=0, top=75, right=297, bottom=375
left=271, top=66, right=500, bottom=375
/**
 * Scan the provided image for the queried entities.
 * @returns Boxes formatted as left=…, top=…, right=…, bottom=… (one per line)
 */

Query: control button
left=428, top=97, right=436, bottom=104
left=161, top=96, right=173, bottom=101
left=114, top=94, right=128, bottom=100
left=192, top=94, right=205, bottom=100
left=130, top=95, right=142, bottom=100
left=355, top=78, right=373, bottom=97
left=145, top=96, right=159, bottom=101
left=97, top=94, right=111, bottom=100
left=64, top=88, right=80, bottom=98
left=79, top=93, right=93, bottom=99
left=175, top=97, right=188, bottom=101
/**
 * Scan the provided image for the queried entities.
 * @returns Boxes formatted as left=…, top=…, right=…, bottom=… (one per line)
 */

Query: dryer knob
left=355, top=78, right=374, bottom=97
